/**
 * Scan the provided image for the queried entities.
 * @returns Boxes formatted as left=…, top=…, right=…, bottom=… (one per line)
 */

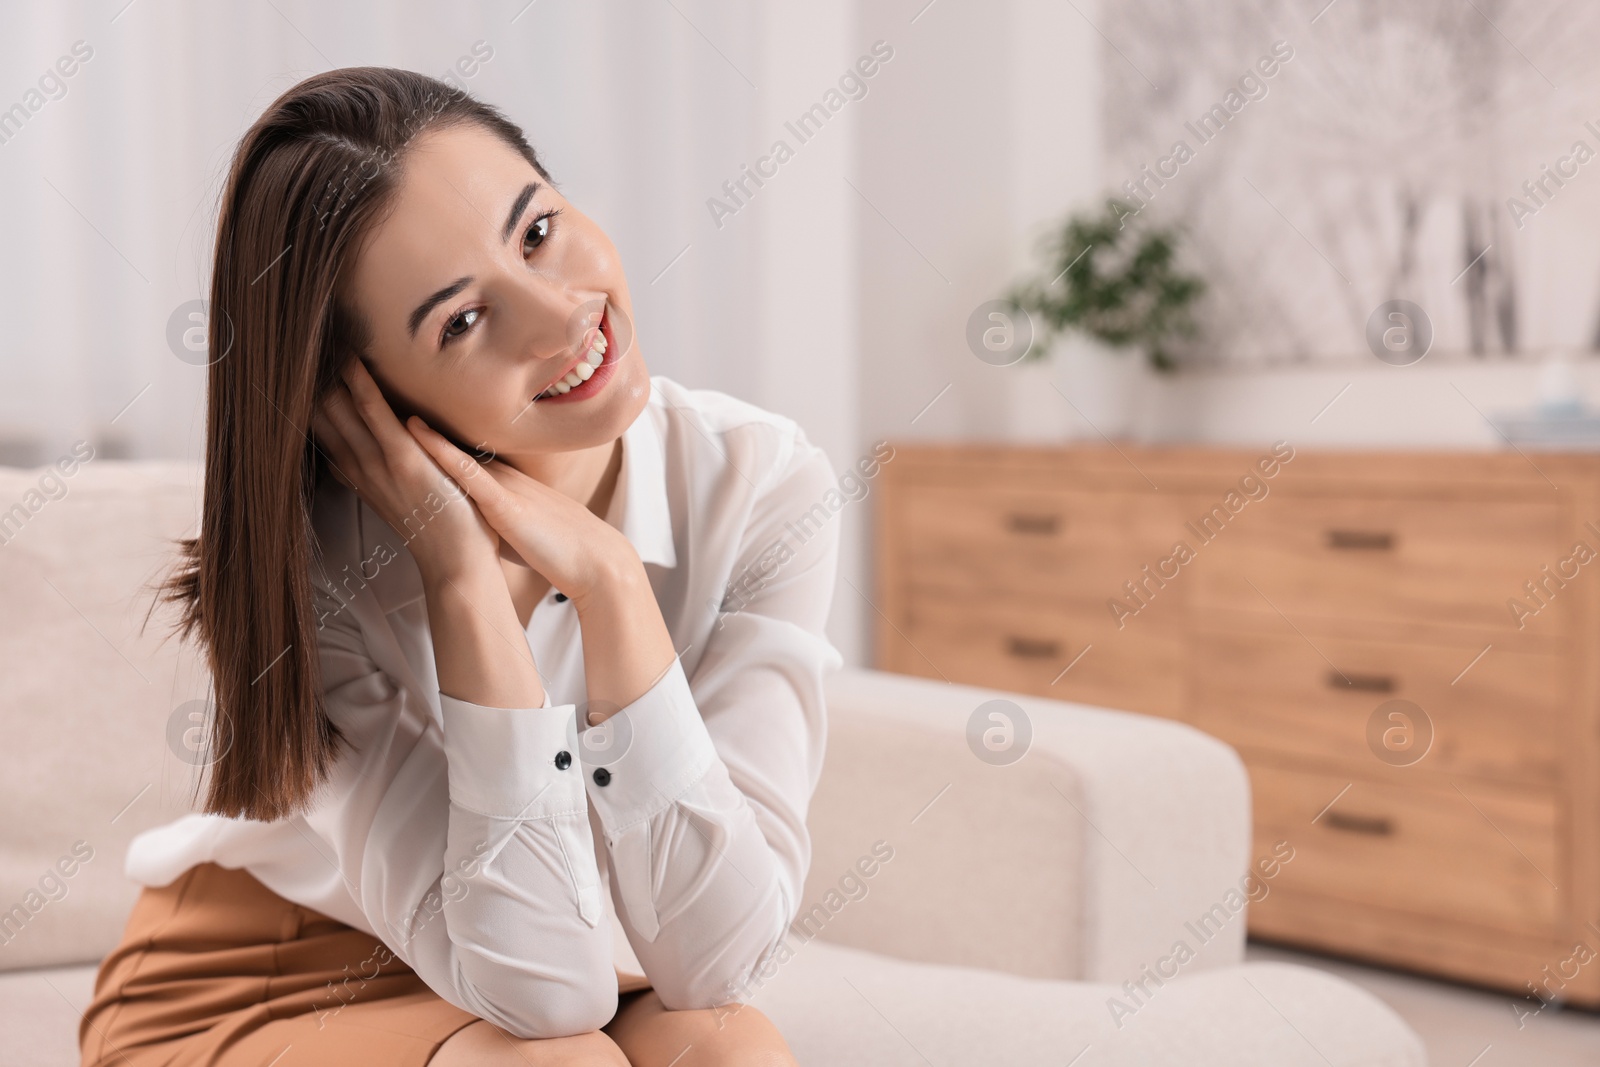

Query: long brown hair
left=162, top=67, right=554, bottom=822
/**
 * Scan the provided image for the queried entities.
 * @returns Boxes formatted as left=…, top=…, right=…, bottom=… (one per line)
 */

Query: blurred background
left=13, top=0, right=1600, bottom=666
left=7, top=0, right=1600, bottom=1063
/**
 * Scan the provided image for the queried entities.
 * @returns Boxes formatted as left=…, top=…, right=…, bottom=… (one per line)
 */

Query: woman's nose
left=502, top=277, right=590, bottom=364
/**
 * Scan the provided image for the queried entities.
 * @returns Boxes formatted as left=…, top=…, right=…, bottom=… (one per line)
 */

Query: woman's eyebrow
left=408, top=277, right=469, bottom=340
left=500, top=181, right=539, bottom=241
left=405, top=181, right=543, bottom=341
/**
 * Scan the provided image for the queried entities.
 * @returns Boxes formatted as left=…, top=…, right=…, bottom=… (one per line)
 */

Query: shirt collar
left=607, top=388, right=677, bottom=569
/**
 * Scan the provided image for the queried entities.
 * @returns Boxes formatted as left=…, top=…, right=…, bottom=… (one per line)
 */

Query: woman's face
left=339, top=121, right=649, bottom=461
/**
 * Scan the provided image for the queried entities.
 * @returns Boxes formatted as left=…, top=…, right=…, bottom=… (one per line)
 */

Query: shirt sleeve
left=575, top=435, right=843, bottom=1010
left=306, top=597, right=618, bottom=1040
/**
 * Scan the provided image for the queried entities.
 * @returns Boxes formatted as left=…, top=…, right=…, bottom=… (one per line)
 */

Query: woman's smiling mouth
left=533, top=307, right=618, bottom=404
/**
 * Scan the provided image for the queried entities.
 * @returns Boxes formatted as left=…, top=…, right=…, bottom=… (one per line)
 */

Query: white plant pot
left=1054, top=335, right=1147, bottom=441
left=1001, top=356, right=1071, bottom=443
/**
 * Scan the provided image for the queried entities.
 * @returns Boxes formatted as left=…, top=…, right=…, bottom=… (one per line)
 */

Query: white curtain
left=0, top=0, right=856, bottom=469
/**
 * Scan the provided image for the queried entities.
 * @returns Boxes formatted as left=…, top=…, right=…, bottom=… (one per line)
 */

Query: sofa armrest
left=799, top=668, right=1251, bottom=985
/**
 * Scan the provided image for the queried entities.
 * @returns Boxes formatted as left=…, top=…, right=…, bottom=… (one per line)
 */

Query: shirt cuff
left=576, top=657, right=718, bottom=832
left=439, top=690, right=587, bottom=820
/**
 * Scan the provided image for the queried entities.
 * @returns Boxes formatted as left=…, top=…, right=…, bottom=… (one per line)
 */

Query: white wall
left=844, top=0, right=1594, bottom=460
left=847, top=0, right=1596, bottom=470
left=748, top=1, right=863, bottom=663
left=852, top=0, right=1108, bottom=448
left=1142, top=360, right=1600, bottom=449
left=845, top=0, right=1105, bottom=662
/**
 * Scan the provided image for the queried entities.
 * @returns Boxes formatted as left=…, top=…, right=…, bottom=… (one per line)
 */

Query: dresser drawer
left=1190, top=628, right=1565, bottom=783
left=894, top=484, right=1187, bottom=610
left=885, top=592, right=1184, bottom=717
left=1251, top=763, right=1562, bottom=938
left=878, top=445, right=1600, bottom=1004
left=1190, top=495, right=1570, bottom=634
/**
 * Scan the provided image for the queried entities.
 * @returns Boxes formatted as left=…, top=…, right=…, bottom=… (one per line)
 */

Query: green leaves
left=1007, top=198, right=1205, bottom=373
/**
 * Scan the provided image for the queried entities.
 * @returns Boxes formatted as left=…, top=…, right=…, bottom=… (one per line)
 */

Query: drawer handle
left=1005, top=636, right=1061, bottom=659
left=1323, top=811, right=1394, bottom=836
left=1325, top=529, right=1394, bottom=551
left=1327, top=671, right=1395, bottom=694
left=1005, top=513, right=1061, bottom=536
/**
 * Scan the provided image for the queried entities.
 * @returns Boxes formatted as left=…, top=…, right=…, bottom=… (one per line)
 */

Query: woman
left=79, top=67, right=841, bottom=1066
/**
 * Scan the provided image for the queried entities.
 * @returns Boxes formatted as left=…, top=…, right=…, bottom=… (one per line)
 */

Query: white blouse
left=123, top=377, right=844, bottom=1039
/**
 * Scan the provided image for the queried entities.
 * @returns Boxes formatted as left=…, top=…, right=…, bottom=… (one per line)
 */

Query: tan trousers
left=79, top=861, right=651, bottom=1066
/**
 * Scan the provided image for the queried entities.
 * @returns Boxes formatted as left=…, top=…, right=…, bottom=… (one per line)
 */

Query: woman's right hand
left=316, top=359, right=546, bottom=710
left=311, top=358, right=501, bottom=585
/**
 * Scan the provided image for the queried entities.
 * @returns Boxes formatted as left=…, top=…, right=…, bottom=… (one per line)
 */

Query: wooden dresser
left=873, top=443, right=1600, bottom=1005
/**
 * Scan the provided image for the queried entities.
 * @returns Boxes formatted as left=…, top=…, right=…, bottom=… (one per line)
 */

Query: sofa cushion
left=748, top=941, right=1425, bottom=1066
left=0, top=963, right=97, bottom=1066
left=0, top=946, right=1425, bottom=1067
left=0, top=461, right=206, bottom=971
left=806, top=668, right=1251, bottom=984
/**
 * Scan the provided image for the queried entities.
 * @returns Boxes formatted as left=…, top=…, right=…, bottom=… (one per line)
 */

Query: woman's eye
left=523, top=213, right=553, bottom=255
left=442, top=307, right=480, bottom=342
left=439, top=210, right=561, bottom=347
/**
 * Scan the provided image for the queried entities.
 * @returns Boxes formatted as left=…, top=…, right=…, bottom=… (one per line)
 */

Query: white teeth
left=534, top=339, right=607, bottom=399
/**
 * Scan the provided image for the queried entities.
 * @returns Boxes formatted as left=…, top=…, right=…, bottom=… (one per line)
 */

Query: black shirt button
left=592, top=767, right=611, bottom=787
left=553, top=591, right=568, bottom=603
left=554, top=750, right=572, bottom=770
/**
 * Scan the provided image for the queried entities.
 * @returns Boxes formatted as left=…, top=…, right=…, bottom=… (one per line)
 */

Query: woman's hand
left=408, top=422, right=678, bottom=719
left=405, top=420, right=641, bottom=604
left=314, top=359, right=546, bottom=711
left=311, top=359, right=501, bottom=585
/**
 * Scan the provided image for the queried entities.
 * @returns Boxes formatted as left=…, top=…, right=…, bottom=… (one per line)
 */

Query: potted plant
left=1002, top=198, right=1205, bottom=439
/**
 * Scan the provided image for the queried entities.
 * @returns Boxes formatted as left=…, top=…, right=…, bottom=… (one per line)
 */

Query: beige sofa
left=0, top=460, right=1425, bottom=1065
